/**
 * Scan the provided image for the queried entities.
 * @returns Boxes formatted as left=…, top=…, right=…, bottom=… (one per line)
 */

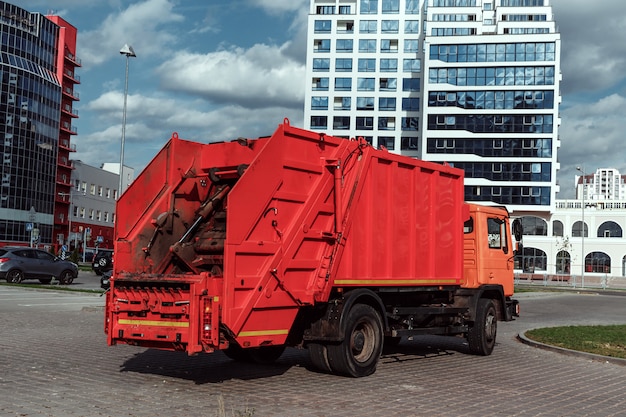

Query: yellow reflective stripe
left=118, top=319, right=189, bottom=328
left=334, top=279, right=459, bottom=285
left=238, top=329, right=289, bottom=337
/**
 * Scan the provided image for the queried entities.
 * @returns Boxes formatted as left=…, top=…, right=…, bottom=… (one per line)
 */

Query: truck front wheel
left=327, top=304, right=383, bottom=377
left=468, top=298, right=497, bottom=355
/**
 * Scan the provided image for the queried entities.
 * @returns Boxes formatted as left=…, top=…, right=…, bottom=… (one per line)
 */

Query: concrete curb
left=517, top=330, right=626, bottom=367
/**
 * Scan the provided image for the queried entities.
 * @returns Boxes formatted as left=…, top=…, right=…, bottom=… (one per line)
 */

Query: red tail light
left=0, top=257, right=10, bottom=263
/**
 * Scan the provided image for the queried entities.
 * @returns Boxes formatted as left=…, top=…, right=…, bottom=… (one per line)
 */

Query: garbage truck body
left=105, top=120, right=520, bottom=377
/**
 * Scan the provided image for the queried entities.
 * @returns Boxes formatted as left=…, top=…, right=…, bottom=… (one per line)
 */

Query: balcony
left=61, top=121, right=77, bottom=135
left=64, top=51, right=82, bottom=67
left=62, top=103, right=79, bottom=118
left=62, top=86, right=79, bottom=100
left=59, top=139, right=77, bottom=152
left=63, top=68, right=81, bottom=84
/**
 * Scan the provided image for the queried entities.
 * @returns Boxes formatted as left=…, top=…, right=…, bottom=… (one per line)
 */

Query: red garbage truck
left=105, top=119, right=520, bottom=377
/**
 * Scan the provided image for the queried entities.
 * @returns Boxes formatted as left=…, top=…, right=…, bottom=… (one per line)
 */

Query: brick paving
left=0, top=289, right=625, bottom=417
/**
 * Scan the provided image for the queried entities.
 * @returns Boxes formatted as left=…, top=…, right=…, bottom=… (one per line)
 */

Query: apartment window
left=402, top=117, right=419, bottom=131
left=314, top=20, right=331, bottom=33
left=339, top=5, right=351, bottom=14
left=335, top=77, right=352, bottom=91
left=359, top=39, right=377, bottom=53
left=80, top=207, right=85, bottom=218
left=314, top=39, right=330, bottom=52
left=312, top=77, right=329, bottom=90
left=311, top=116, right=328, bottom=129
left=336, top=39, right=353, bottom=52
left=360, top=0, right=378, bottom=14
left=357, top=97, right=375, bottom=110
left=381, top=20, right=399, bottom=33
left=404, top=20, right=419, bottom=33
left=356, top=117, right=374, bottom=130
left=311, top=96, right=329, bottom=110
left=337, top=20, right=354, bottom=33
left=403, top=58, right=421, bottom=72
left=106, top=188, right=111, bottom=198
left=359, top=20, right=377, bottom=33
left=97, top=210, right=102, bottom=221
left=313, top=58, right=330, bottom=71
left=378, top=136, right=395, bottom=149
left=404, top=39, right=418, bottom=52
left=380, top=58, right=398, bottom=72
left=406, top=0, right=419, bottom=13
left=379, top=97, right=396, bottom=111
left=402, top=97, right=420, bottom=111
left=357, top=77, right=375, bottom=91
left=380, top=40, right=398, bottom=53
left=90, top=184, right=96, bottom=195
left=358, top=58, right=376, bottom=72
left=379, top=78, right=397, bottom=91
left=402, top=77, right=420, bottom=91
left=401, top=136, right=419, bottom=150
left=104, top=212, right=109, bottom=222
left=336, top=58, right=353, bottom=72
left=382, top=0, right=399, bottom=13
left=378, top=116, right=396, bottom=130
left=98, top=186, right=103, bottom=197
left=334, top=97, right=352, bottom=110
left=333, top=116, right=351, bottom=130
left=89, top=209, right=94, bottom=220
left=317, top=6, right=335, bottom=14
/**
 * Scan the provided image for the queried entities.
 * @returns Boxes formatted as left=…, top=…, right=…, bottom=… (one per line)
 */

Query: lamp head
left=120, top=44, right=136, bottom=57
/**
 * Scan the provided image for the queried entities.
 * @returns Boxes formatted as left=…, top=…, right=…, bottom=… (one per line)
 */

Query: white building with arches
left=514, top=169, right=626, bottom=281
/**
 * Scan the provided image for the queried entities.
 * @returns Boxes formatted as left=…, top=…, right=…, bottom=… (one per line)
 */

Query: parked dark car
left=92, top=250, right=113, bottom=275
left=0, top=246, right=78, bottom=284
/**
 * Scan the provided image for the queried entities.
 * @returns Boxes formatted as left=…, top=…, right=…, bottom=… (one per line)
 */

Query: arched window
left=552, top=220, right=563, bottom=237
left=555, top=250, right=570, bottom=274
left=521, top=247, right=547, bottom=273
left=572, top=220, right=587, bottom=237
left=597, top=221, right=622, bottom=238
left=520, top=216, right=547, bottom=236
left=585, top=251, right=610, bottom=273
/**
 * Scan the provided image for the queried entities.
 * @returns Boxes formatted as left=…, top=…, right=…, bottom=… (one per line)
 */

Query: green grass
left=0, top=281, right=104, bottom=294
left=525, top=325, right=626, bottom=359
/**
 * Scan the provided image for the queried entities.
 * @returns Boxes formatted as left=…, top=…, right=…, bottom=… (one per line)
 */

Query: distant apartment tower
left=304, top=0, right=561, bottom=213
left=0, top=2, right=79, bottom=247
left=577, top=168, right=626, bottom=202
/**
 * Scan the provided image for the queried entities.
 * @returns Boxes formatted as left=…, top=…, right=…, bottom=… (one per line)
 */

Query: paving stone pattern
left=1, top=291, right=625, bottom=417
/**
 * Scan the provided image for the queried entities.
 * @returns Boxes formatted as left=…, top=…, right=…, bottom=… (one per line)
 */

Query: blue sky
left=12, top=0, right=626, bottom=199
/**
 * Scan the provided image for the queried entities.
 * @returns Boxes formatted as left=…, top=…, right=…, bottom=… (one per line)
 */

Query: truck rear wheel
left=327, top=304, right=383, bottom=377
left=468, top=298, right=497, bottom=355
left=308, top=343, right=332, bottom=373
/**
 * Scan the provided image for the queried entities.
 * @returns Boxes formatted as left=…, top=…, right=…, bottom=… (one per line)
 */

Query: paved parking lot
left=1, top=287, right=625, bottom=417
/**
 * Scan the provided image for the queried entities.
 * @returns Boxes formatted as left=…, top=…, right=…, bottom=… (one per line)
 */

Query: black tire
left=59, top=270, right=75, bottom=285
left=309, top=343, right=332, bottom=373
left=327, top=304, right=383, bottom=377
left=39, top=278, right=52, bottom=284
left=6, top=269, right=24, bottom=283
left=468, top=298, right=497, bottom=356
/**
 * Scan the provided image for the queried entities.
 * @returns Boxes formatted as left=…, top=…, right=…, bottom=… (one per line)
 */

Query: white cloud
left=556, top=93, right=626, bottom=198
left=78, top=0, right=184, bottom=68
left=552, top=0, right=626, bottom=94
left=249, top=0, right=308, bottom=15
left=156, top=43, right=306, bottom=109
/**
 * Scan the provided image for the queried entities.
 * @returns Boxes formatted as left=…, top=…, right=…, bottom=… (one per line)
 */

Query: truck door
left=482, top=216, right=514, bottom=293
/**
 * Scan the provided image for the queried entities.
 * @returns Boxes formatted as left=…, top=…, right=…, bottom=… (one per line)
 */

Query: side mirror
left=512, top=218, right=523, bottom=242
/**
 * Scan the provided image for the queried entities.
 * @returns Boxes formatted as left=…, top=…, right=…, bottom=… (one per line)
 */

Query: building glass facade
left=0, top=2, right=79, bottom=248
left=303, top=0, right=561, bottom=213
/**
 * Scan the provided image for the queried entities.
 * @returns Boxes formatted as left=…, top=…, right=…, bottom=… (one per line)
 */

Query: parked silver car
left=0, top=246, right=78, bottom=285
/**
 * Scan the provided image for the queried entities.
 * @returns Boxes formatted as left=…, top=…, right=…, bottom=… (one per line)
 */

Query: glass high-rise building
left=0, top=2, right=79, bottom=247
left=304, top=0, right=561, bottom=213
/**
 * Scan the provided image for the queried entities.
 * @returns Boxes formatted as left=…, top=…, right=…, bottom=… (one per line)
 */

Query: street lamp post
left=118, top=44, right=136, bottom=198
left=576, top=166, right=587, bottom=288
